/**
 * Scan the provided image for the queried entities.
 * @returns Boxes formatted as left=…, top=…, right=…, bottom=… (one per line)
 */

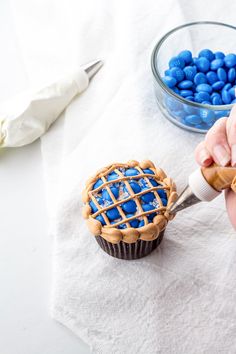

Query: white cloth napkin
left=11, top=0, right=236, bottom=353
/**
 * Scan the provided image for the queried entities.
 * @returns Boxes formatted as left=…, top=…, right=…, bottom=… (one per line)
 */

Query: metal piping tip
left=169, top=185, right=201, bottom=215
left=82, top=59, right=103, bottom=80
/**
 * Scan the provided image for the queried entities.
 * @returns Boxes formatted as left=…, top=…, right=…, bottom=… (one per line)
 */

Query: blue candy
left=194, top=92, right=211, bottom=103
left=162, top=76, right=177, bottom=88
left=150, top=179, right=159, bottom=187
left=215, top=111, right=227, bottom=119
left=212, top=95, right=222, bottom=105
left=165, top=97, right=182, bottom=111
left=183, top=104, right=197, bottom=114
left=93, top=178, right=103, bottom=190
left=183, top=66, right=197, bottom=81
left=124, top=181, right=141, bottom=194
left=196, top=57, right=210, bottom=72
left=178, top=50, right=192, bottom=64
left=217, top=68, right=227, bottom=82
left=169, top=56, right=185, bottom=69
left=199, top=109, right=215, bottom=124
left=121, top=200, right=137, bottom=213
left=107, top=172, right=119, bottom=181
left=173, top=110, right=187, bottom=120
left=185, top=114, right=202, bottom=125
left=89, top=200, right=98, bottom=213
left=210, top=59, right=224, bottom=70
left=195, top=124, right=208, bottom=130
left=148, top=214, right=156, bottom=222
left=222, top=90, right=231, bottom=104
left=124, top=168, right=139, bottom=176
left=194, top=72, right=207, bottom=85
left=185, top=96, right=194, bottom=102
left=161, top=198, right=168, bottom=207
left=180, top=89, right=193, bottom=97
left=106, top=207, right=120, bottom=221
left=141, top=190, right=155, bottom=203
left=211, top=92, right=221, bottom=99
left=157, top=189, right=166, bottom=199
left=172, top=87, right=180, bottom=94
left=196, top=84, right=212, bottom=94
left=143, top=169, right=155, bottom=175
left=126, top=214, right=139, bottom=228
left=224, top=53, right=236, bottom=68
left=215, top=51, right=225, bottom=59
left=118, top=223, right=127, bottom=229
left=178, top=80, right=193, bottom=89
left=142, top=204, right=155, bottom=213
left=199, top=49, right=215, bottom=61
left=102, top=186, right=119, bottom=201
left=139, top=220, right=145, bottom=227
left=169, top=67, right=185, bottom=82
left=163, top=48, right=236, bottom=131
left=229, top=87, right=236, bottom=98
left=228, top=68, right=236, bottom=82
left=212, top=81, right=225, bottom=90
left=206, top=71, right=218, bottom=85
left=95, top=215, right=105, bottom=225
left=222, top=83, right=232, bottom=91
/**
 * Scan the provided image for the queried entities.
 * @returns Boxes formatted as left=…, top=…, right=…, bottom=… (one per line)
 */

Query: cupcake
left=82, top=160, right=177, bottom=260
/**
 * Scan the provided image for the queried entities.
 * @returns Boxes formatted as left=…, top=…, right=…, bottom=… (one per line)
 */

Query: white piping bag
left=0, top=60, right=103, bottom=147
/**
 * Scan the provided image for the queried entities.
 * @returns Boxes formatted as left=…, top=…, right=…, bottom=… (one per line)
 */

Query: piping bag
left=169, top=164, right=236, bottom=215
left=0, top=60, right=103, bottom=148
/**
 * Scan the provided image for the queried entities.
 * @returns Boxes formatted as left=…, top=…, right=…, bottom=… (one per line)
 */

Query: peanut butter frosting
left=231, top=175, right=236, bottom=193
left=201, top=164, right=236, bottom=192
left=82, top=160, right=177, bottom=244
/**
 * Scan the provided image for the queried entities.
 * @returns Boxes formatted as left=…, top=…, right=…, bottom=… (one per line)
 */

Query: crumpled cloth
left=10, top=0, right=236, bottom=353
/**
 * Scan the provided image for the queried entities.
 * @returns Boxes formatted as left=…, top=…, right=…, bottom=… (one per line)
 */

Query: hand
left=195, top=106, right=236, bottom=229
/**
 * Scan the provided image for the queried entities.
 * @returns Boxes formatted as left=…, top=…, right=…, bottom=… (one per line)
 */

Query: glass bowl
left=151, top=21, right=236, bottom=133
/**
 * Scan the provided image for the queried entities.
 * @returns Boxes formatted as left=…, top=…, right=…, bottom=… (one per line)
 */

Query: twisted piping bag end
left=82, top=59, right=103, bottom=80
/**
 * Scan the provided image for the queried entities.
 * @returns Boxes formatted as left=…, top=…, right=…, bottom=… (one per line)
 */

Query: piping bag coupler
left=169, top=164, right=236, bottom=214
left=0, top=60, right=103, bottom=148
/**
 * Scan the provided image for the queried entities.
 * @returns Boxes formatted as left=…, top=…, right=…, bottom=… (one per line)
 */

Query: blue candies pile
left=163, top=49, right=236, bottom=105
left=89, top=167, right=168, bottom=229
left=162, top=49, right=235, bottom=130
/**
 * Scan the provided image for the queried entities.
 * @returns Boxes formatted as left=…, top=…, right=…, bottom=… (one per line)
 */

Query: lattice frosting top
left=82, top=160, right=178, bottom=244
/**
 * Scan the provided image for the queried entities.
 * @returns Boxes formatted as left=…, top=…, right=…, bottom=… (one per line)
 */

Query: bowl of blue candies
left=151, top=21, right=236, bottom=133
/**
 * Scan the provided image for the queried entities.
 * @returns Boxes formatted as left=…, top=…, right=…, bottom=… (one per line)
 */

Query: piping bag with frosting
left=0, top=60, right=102, bottom=148
left=169, top=164, right=236, bottom=214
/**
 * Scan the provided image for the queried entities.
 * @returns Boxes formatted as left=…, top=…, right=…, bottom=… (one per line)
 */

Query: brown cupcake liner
left=95, top=230, right=165, bottom=260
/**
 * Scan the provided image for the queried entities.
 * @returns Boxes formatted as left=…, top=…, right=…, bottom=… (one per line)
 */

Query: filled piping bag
left=0, top=60, right=102, bottom=148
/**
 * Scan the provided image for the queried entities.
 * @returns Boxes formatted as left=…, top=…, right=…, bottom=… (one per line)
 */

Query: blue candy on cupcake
left=82, top=160, right=177, bottom=260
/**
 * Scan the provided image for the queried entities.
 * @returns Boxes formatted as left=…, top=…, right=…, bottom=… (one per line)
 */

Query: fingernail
left=232, top=144, right=236, bottom=167
left=199, top=149, right=211, bottom=165
left=213, top=144, right=230, bottom=166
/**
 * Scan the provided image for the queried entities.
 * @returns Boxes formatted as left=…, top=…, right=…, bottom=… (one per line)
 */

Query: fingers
left=195, top=141, right=213, bottom=166
left=226, top=105, right=236, bottom=166
left=205, top=117, right=231, bottom=166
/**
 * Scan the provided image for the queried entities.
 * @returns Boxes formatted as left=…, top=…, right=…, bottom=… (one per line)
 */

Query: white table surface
left=0, top=1, right=90, bottom=353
